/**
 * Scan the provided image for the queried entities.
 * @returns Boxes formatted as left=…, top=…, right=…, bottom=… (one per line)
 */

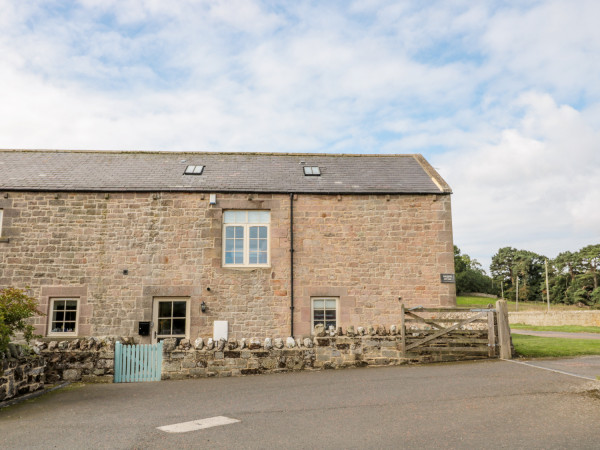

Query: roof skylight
left=303, top=166, right=321, bottom=176
left=184, top=165, right=204, bottom=175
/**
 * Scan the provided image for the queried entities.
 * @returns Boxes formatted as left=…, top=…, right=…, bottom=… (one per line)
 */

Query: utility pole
left=517, top=274, right=519, bottom=311
left=545, top=259, right=550, bottom=312
left=501, top=280, right=504, bottom=300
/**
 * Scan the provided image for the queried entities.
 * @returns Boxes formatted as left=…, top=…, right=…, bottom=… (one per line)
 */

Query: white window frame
left=311, top=297, right=339, bottom=333
left=222, top=210, right=270, bottom=267
left=48, top=298, right=79, bottom=337
left=152, top=297, right=191, bottom=343
left=0, top=208, right=3, bottom=236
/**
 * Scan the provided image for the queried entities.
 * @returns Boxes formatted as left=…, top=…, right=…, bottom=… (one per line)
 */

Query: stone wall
left=1, top=191, right=454, bottom=341
left=162, top=325, right=492, bottom=380
left=509, top=311, right=600, bottom=327
left=0, top=345, right=45, bottom=402
left=35, top=337, right=118, bottom=383
left=32, top=312, right=495, bottom=384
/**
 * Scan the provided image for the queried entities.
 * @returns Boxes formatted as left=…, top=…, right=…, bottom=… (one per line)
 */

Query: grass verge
left=510, top=324, right=600, bottom=334
left=512, top=334, right=600, bottom=358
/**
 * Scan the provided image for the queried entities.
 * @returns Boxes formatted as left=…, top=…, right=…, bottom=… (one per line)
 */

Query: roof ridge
left=0, top=149, right=418, bottom=158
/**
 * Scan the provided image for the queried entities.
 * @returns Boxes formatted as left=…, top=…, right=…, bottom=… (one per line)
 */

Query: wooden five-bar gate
left=114, top=341, right=163, bottom=383
left=398, top=300, right=512, bottom=361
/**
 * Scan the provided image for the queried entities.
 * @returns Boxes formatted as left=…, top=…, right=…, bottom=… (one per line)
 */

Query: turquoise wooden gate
left=114, top=341, right=163, bottom=383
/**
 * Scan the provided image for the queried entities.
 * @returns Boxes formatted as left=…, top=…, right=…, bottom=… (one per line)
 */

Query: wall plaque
left=440, top=273, right=456, bottom=283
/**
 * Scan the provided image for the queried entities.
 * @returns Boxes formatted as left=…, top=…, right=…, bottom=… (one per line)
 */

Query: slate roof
left=0, top=150, right=451, bottom=194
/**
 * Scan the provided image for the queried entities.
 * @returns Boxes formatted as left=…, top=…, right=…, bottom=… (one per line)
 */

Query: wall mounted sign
left=440, top=274, right=456, bottom=283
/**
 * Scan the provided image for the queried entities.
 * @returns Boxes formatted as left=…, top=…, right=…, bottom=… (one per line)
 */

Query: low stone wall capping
left=509, top=311, right=600, bottom=327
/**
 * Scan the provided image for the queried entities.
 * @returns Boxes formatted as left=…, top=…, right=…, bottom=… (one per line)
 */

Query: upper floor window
left=223, top=210, right=270, bottom=267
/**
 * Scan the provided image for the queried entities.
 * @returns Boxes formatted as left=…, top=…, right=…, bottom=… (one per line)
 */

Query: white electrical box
left=213, top=320, right=228, bottom=341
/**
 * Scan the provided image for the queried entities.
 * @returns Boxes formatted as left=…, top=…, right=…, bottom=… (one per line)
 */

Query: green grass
left=456, top=296, right=497, bottom=307
left=510, top=324, right=600, bottom=334
left=511, top=334, right=600, bottom=358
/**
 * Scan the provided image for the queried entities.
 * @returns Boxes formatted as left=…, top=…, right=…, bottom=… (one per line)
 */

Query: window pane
left=325, top=299, right=337, bottom=308
left=234, top=238, right=243, bottom=250
left=65, top=311, right=76, bottom=321
left=54, top=311, right=64, bottom=321
left=259, top=240, right=267, bottom=251
left=52, top=323, right=64, bottom=332
left=258, top=253, right=267, bottom=264
left=258, top=227, right=267, bottom=238
left=225, top=226, right=234, bottom=238
left=172, top=319, right=186, bottom=335
left=225, top=240, right=234, bottom=251
left=249, top=227, right=258, bottom=239
left=172, top=301, right=186, bottom=317
left=65, top=301, right=77, bottom=310
left=225, top=252, right=234, bottom=264
left=234, top=226, right=244, bottom=238
left=158, top=302, right=172, bottom=317
left=54, top=300, right=66, bottom=311
left=249, top=239, right=258, bottom=250
left=325, top=319, right=336, bottom=329
left=313, top=299, right=324, bottom=308
left=64, top=322, right=76, bottom=332
left=325, top=310, right=336, bottom=320
left=234, top=211, right=246, bottom=223
left=249, top=253, right=257, bottom=264
left=234, top=252, right=243, bottom=264
left=158, top=319, right=171, bottom=335
left=223, top=211, right=235, bottom=223
left=248, top=211, right=269, bottom=223
left=313, top=310, right=325, bottom=320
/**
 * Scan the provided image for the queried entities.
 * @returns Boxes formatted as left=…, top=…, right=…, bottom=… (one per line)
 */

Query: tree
left=0, top=287, right=42, bottom=353
left=490, top=247, right=546, bottom=302
left=454, top=246, right=495, bottom=295
left=579, top=244, right=600, bottom=291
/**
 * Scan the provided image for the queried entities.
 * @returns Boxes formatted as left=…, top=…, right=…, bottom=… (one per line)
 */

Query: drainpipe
left=290, top=193, right=295, bottom=338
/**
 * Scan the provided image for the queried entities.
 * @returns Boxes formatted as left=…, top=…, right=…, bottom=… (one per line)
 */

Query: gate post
left=496, top=300, right=512, bottom=359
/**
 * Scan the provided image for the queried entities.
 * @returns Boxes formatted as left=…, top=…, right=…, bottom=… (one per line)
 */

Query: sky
left=1, top=0, right=599, bottom=271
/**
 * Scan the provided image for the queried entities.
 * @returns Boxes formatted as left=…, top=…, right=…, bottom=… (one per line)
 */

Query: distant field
left=510, top=324, right=600, bottom=334
left=512, top=334, right=600, bottom=358
left=456, top=296, right=590, bottom=312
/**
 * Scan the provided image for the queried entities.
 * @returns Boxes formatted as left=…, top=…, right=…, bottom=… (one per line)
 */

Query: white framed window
left=312, top=297, right=338, bottom=332
left=223, top=210, right=270, bottom=267
left=48, top=298, right=79, bottom=336
left=153, top=297, right=191, bottom=343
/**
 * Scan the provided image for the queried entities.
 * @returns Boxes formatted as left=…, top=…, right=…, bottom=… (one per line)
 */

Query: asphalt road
left=2, top=359, right=600, bottom=449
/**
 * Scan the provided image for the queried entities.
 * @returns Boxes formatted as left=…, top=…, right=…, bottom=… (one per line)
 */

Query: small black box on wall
left=138, top=321, right=150, bottom=336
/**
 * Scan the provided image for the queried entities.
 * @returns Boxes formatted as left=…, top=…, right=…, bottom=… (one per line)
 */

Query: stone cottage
left=0, top=150, right=455, bottom=342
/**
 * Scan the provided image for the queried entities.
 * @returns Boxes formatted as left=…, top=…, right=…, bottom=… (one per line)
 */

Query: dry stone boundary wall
left=509, top=311, right=600, bottom=327
left=0, top=344, right=45, bottom=402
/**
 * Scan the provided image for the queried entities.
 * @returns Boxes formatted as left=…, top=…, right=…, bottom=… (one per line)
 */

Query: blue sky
left=1, top=0, right=599, bottom=271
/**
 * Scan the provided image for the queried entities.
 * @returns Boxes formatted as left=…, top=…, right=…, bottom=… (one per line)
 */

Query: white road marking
left=502, top=358, right=597, bottom=381
left=157, top=416, right=240, bottom=433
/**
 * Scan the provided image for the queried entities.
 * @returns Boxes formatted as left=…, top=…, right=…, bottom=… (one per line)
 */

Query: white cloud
left=436, top=92, right=600, bottom=270
left=0, top=0, right=599, bottom=266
